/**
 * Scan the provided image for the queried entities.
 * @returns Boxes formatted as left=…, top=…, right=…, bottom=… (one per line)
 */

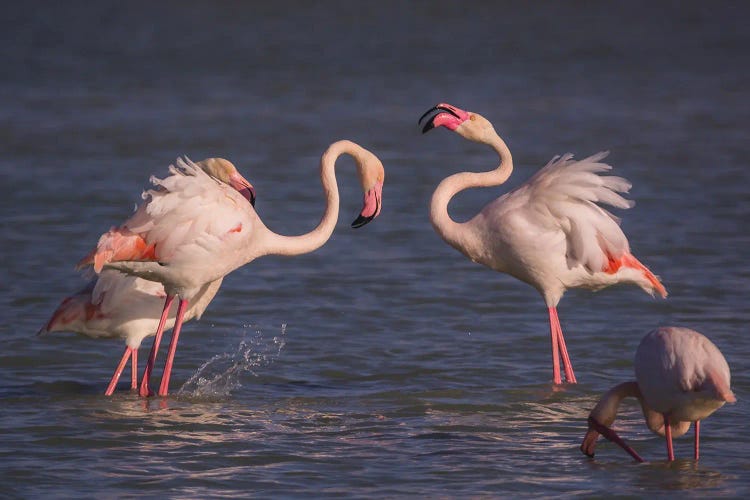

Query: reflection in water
left=631, top=460, right=730, bottom=491
left=3, top=1, right=748, bottom=496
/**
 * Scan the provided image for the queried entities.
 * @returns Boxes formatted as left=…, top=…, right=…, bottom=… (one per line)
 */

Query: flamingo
left=418, top=103, right=667, bottom=385
left=78, top=140, right=385, bottom=397
left=39, top=271, right=222, bottom=395
left=581, top=326, right=736, bottom=462
left=41, top=157, right=255, bottom=395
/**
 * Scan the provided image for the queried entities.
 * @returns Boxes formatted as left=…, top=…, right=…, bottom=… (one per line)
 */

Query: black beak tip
left=421, top=121, right=436, bottom=134
left=351, top=214, right=374, bottom=228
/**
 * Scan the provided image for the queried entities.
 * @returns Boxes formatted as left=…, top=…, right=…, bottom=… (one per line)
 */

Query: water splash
left=177, top=323, right=286, bottom=398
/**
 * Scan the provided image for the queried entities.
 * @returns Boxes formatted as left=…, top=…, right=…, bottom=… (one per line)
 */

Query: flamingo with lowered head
left=419, top=103, right=667, bottom=385
left=78, top=140, right=385, bottom=397
left=581, top=326, right=736, bottom=462
left=42, top=157, right=255, bottom=395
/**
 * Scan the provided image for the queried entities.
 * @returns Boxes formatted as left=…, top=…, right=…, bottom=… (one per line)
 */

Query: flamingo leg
left=139, top=294, right=175, bottom=397
left=548, top=307, right=577, bottom=384
left=664, top=414, right=675, bottom=461
left=694, top=420, right=700, bottom=461
left=105, top=346, right=133, bottom=396
left=158, top=298, right=189, bottom=397
left=130, top=348, right=138, bottom=390
left=548, top=307, right=561, bottom=384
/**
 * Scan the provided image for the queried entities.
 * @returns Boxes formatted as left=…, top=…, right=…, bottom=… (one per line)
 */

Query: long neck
left=590, top=381, right=642, bottom=427
left=430, top=134, right=513, bottom=252
left=259, top=140, right=365, bottom=257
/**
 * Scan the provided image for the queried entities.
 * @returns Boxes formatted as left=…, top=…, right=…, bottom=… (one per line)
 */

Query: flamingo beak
left=418, top=103, right=470, bottom=133
left=351, top=180, right=383, bottom=228
left=581, top=416, right=645, bottom=463
left=230, top=173, right=256, bottom=207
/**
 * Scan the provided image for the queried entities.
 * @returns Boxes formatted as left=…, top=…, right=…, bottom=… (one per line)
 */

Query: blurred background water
left=1, top=1, right=748, bottom=497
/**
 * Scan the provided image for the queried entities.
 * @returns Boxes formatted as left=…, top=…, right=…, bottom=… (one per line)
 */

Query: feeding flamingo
left=581, top=326, right=735, bottom=462
left=78, top=140, right=385, bottom=397
left=41, top=158, right=255, bottom=395
left=419, top=103, right=667, bottom=385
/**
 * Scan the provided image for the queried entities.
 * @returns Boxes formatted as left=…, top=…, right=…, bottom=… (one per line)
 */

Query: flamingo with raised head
left=41, top=158, right=255, bottom=395
left=581, top=326, right=735, bottom=462
left=419, top=103, right=667, bottom=385
left=78, top=140, right=385, bottom=397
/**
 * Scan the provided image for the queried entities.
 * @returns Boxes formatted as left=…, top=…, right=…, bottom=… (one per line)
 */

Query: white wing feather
left=506, top=152, right=635, bottom=273
left=122, top=157, right=253, bottom=264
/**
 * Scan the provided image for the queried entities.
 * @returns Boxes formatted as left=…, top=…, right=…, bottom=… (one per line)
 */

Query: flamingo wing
left=513, top=152, right=635, bottom=274
left=81, top=158, right=257, bottom=273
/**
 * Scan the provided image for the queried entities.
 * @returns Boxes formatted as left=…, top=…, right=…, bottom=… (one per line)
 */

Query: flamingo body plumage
left=582, top=326, right=735, bottom=462
left=419, top=103, right=666, bottom=384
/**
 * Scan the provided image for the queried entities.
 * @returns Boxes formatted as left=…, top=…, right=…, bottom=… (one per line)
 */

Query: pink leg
left=105, top=346, right=133, bottom=396
left=664, top=414, right=675, bottom=461
left=139, top=294, right=175, bottom=397
left=547, top=307, right=562, bottom=384
left=694, top=420, right=700, bottom=461
left=130, top=348, right=138, bottom=390
left=158, top=298, right=189, bottom=397
left=549, top=307, right=577, bottom=384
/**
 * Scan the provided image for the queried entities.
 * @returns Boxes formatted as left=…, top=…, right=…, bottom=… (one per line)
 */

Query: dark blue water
left=2, top=1, right=749, bottom=497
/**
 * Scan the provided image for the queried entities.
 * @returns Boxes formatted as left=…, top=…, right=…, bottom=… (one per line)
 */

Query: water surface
left=1, top=1, right=749, bottom=497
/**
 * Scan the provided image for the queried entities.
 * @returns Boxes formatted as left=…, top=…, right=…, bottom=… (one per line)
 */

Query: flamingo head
left=580, top=387, right=647, bottom=463
left=197, top=157, right=256, bottom=207
left=351, top=148, right=385, bottom=228
left=581, top=416, right=645, bottom=463
left=419, top=102, right=497, bottom=144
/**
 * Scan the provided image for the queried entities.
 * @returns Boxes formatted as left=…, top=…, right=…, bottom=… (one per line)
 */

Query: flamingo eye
left=469, top=115, right=477, bottom=121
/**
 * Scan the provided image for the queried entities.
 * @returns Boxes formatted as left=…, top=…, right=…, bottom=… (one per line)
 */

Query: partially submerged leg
left=130, top=348, right=138, bottom=390
left=105, top=346, right=133, bottom=396
left=548, top=307, right=561, bottom=385
left=694, top=420, right=700, bottom=461
left=548, top=307, right=577, bottom=384
left=664, top=414, right=675, bottom=461
left=139, top=294, right=175, bottom=397
left=158, top=298, right=189, bottom=397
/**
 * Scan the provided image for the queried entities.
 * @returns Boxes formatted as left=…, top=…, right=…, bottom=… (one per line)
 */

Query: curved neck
left=590, top=381, right=642, bottom=427
left=591, top=381, right=690, bottom=438
left=259, top=140, right=367, bottom=257
left=430, top=134, right=513, bottom=251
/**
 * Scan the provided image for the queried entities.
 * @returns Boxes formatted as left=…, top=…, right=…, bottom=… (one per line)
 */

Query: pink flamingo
left=419, top=103, right=667, bottom=385
left=581, top=326, right=736, bottom=462
left=78, top=140, right=385, bottom=397
left=39, top=271, right=222, bottom=395
left=41, top=158, right=254, bottom=395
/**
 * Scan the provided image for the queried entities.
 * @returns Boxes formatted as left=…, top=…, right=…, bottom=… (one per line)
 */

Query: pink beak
left=581, top=416, right=645, bottom=463
left=230, top=172, right=256, bottom=206
left=351, top=180, right=383, bottom=228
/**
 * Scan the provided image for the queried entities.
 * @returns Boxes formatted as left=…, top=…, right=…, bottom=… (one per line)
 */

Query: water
left=2, top=1, right=749, bottom=496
